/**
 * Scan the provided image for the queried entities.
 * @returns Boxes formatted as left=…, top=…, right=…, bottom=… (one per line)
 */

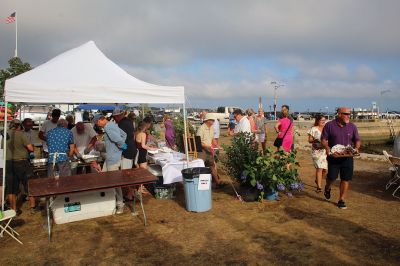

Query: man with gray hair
left=47, top=118, right=75, bottom=177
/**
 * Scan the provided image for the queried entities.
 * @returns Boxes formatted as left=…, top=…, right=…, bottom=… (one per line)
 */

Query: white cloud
left=355, top=65, right=377, bottom=81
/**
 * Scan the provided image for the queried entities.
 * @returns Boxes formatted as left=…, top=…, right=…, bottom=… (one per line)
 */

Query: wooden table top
left=28, top=168, right=157, bottom=197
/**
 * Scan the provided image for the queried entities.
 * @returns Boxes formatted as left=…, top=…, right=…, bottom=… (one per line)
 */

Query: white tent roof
left=4, top=41, right=184, bottom=104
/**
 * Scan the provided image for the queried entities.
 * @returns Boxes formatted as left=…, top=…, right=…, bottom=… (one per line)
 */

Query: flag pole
left=15, top=11, right=18, bottom=57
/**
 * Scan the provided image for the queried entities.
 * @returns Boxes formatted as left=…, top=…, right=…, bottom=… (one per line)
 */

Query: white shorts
left=255, top=133, right=265, bottom=142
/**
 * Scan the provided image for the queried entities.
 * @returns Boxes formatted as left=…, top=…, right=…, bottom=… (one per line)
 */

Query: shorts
left=13, top=160, right=33, bottom=195
left=229, top=123, right=236, bottom=130
left=198, top=151, right=214, bottom=167
left=255, top=133, right=265, bottom=143
left=327, top=156, right=353, bottom=181
left=5, top=160, right=18, bottom=195
left=47, top=161, right=71, bottom=178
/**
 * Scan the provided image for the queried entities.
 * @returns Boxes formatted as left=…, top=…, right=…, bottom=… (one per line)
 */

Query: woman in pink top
left=274, top=105, right=293, bottom=152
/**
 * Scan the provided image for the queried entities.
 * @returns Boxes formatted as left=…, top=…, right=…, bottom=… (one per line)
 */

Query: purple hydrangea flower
left=290, top=183, right=299, bottom=190
left=240, top=175, right=247, bottom=181
left=298, top=182, right=305, bottom=191
left=277, top=183, right=286, bottom=191
left=256, top=181, right=264, bottom=190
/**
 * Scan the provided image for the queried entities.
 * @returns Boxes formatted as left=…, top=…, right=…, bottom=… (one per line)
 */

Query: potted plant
left=222, top=133, right=261, bottom=201
left=223, top=133, right=303, bottom=201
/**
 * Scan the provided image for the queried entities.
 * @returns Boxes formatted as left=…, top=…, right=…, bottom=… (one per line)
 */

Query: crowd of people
left=2, top=107, right=172, bottom=215
left=2, top=104, right=364, bottom=215
left=207, top=105, right=362, bottom=209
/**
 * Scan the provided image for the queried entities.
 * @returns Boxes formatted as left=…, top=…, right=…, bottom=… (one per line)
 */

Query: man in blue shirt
left=47, top=119, right=75, bottom=178
left=94, top=114, right=127, bottom=214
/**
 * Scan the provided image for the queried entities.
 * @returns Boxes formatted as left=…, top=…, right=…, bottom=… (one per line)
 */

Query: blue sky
left=1, top=0, right=399, bottom=112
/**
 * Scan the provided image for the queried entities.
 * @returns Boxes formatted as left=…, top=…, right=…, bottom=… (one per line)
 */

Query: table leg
left=131, top=190, right=138, bottom=216
left=46, top=198, right=52, bottom=241
left=138, top=185, right=147, bottom=226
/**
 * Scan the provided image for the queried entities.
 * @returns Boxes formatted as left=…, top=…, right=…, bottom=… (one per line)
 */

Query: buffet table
left=149, top=151, right=205, bottom=184
left=29, top=168, right=157, bottom=240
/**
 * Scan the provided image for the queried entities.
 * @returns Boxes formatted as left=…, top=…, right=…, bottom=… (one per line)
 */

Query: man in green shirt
left=9, top=119, right=36, bottom=213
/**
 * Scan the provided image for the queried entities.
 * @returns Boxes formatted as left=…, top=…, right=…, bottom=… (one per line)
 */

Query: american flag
left=6, top=12, right=16, bottom=24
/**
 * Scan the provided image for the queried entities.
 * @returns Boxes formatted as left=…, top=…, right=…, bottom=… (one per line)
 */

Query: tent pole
left=183, top=102, right=190, bottom=164
left=2, top=102, right=8, bottom=211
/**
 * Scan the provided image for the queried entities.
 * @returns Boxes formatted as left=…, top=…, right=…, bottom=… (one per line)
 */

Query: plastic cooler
left=51, top=189, right=116, bottom=224
left=182, top=167, right=212, bottom=212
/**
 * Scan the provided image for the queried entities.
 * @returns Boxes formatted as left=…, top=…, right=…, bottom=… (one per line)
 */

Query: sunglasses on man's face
left=341, top=113, right=351, bottom=116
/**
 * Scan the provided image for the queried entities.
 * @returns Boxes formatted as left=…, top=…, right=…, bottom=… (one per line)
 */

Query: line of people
left=3, top=107, right=162, bottom=215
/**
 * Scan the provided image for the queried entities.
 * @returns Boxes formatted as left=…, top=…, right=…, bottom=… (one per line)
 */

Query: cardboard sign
left=198, top=174, right=211, bottom=190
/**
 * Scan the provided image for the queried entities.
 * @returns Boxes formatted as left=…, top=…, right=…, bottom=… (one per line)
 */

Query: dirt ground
left=0, top=135, right=399, bottom=266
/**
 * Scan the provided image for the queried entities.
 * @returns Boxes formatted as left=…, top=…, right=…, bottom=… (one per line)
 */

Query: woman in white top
left=307, top=114, right=327, bottom=192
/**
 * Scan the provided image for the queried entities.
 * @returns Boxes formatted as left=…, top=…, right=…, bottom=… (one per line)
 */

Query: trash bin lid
left=181, top=167, right=211, bottom=179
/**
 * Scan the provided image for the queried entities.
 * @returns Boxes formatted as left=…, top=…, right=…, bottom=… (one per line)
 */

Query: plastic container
left=182, top=167, right=212, bottom=212
left=51, top=189, right=116, bottom=224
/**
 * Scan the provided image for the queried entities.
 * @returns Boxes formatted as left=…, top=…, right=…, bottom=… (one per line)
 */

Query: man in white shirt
left=212, top=118, right=220, bottom=147
left=39, top=109, right=61, bottom=152
left=71, top=122, right=97, bottom=174
left=231, top=109, right=251, bottom=135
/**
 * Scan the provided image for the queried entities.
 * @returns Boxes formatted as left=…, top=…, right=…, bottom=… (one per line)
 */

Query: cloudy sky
left=1, top=0, right=399, bottom=111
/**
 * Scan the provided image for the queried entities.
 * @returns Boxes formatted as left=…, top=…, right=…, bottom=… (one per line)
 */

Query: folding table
left=29, top=168, right=157, bottom=240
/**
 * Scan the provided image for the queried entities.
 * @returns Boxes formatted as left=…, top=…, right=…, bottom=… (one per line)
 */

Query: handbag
left=274, top=121, right=292, bottom=148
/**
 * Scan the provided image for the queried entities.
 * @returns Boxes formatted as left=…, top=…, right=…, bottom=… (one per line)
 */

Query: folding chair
left=0, top=209, right=23, bottom=244
left=383, top=150, right=400, bottom=199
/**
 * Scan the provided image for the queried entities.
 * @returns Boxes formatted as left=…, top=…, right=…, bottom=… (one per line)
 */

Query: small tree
left=0, top=57, right=32, bottom=96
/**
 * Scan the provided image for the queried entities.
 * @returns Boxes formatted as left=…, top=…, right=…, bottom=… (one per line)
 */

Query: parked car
left=15, top=105, right=50, bottom=127
left=207, top=106, right=240, bottom=126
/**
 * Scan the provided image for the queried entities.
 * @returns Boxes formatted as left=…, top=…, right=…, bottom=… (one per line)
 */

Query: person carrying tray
left=321, top=107, right=361, bottom=209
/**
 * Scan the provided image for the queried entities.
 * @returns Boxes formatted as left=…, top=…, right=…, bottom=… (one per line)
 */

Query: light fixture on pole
left=378, top=89, right=391, bottom=118
left=325, top=106, right=329, bottom=119
left=270, top=81, right=284, bottom=120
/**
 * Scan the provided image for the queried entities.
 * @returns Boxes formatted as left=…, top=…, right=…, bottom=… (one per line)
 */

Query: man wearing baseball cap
left=112, top=108, right=136, bottom=170
left=93, top=113, right=127, bottom=214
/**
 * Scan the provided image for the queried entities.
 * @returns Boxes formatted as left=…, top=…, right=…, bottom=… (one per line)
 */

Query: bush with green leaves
left=222, top=132, right=260, bottom=183
left=223, top=133, right=303, bottom=199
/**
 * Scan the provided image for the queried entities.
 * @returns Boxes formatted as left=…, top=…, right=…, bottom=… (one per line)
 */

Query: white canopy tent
left=2, top=41, right=189, bottom=210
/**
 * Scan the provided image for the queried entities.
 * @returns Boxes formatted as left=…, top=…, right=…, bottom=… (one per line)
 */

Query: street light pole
left=378, top=89, right=391, bottom=119
left=271, top=81, right=284, bottom=120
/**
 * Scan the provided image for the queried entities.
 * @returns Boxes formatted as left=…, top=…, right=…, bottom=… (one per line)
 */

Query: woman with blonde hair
left=255, top=108, right=268, bottom=151
left=308, top=114, right=327, bottom=192
left=135, top=121, right=157, bottom=169
left=246, top=108, right=257, bottom=133
left=274, top=105, right=293, bottom=152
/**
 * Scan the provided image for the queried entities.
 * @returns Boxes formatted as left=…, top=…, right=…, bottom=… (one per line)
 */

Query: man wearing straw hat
left=196, top=113, right=224, bottom=188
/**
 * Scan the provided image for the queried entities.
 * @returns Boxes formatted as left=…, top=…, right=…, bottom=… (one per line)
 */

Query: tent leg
left=46, top=198, right=52, bottom=241
left=183, top=102, right=190, bottom=165
left=2, top=102, right=8, bottom=211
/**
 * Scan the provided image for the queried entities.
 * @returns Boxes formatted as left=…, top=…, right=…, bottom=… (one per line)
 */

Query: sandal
left=316, top=187, right=322, bottom=193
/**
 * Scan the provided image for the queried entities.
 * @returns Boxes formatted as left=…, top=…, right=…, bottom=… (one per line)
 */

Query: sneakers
left=337, top=200, right=347, bottom=209
left=115, top=206, right=124, bottom=214
left=324, top=187, right=331, bottom=201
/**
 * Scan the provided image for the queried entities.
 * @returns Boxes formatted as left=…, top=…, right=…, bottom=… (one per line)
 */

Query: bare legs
left=339, top=181, right=349, bottom=201
left=315, top=168, right=327, bottom=190
left=325, top=179, right=349, bottom=201
left=8, top=194, right=17, bottom=210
